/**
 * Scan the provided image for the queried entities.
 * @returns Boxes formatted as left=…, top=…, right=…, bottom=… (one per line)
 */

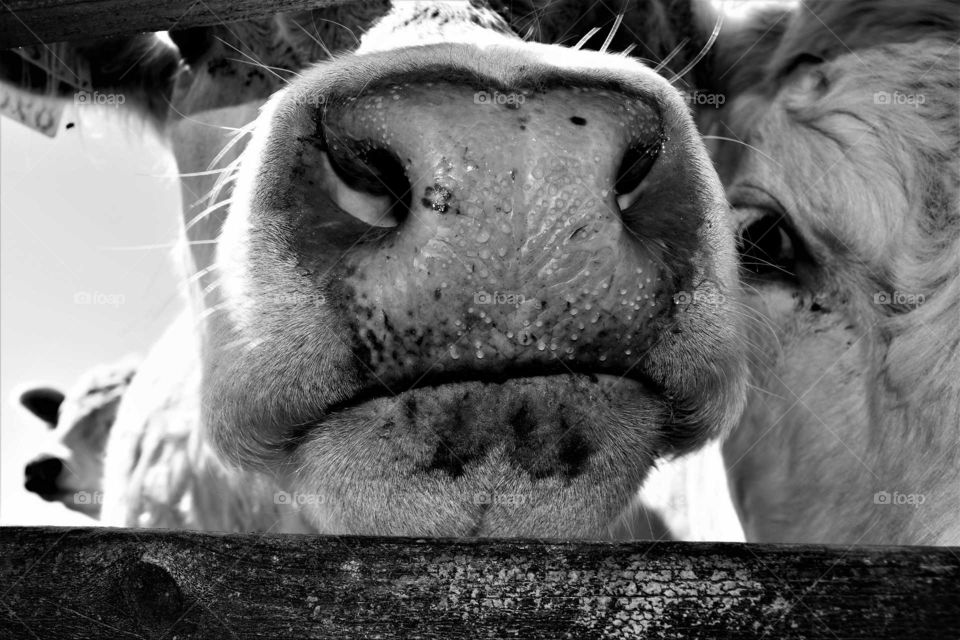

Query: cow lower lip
left=310, top=373, right=665, bottom=451
left=286, top=372, right=670, bottom=537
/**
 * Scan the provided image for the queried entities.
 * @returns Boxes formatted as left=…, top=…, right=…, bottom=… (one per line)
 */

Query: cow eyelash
left=736, top=208, right=810, bottom=282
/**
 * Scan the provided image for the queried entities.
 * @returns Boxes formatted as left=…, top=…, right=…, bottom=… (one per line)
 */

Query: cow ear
left=0, top=33, right=182, bottom=123
left=19, top=388, right=66, bottom=426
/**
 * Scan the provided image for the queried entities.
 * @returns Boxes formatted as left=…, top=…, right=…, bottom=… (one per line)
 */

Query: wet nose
left=24, top=456, right=63, bottom=495
left=259, top=71, right=723, bottom=390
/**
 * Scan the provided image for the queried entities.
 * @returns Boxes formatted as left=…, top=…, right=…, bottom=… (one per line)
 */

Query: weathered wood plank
left=0, top=527, right=957, bottom=638
left=0, top=0, right=357, bottom=49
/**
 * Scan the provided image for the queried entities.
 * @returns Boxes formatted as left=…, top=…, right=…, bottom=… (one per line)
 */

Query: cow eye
left=737, top=211, right=801, bottom=280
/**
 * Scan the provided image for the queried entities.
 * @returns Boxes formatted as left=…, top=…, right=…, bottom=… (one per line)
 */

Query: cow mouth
left=283, top=369, right=670, bottom=537
left=300, top=368, right=669, bottom=478
left=325, top=363, right=663, bottom=418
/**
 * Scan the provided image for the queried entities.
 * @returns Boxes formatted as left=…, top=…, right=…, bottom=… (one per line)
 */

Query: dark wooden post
left=1, top=526, right=958, bottom=638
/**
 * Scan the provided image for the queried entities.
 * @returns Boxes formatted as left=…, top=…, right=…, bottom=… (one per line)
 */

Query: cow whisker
left=216, top=36, right=294, bottom=84
left=702, top=135, right=785, bottom=172
left=186, top=198, right=233, bottom=232
left=207, top=123, right=256, bottom=173
left=600, top=12, right=624, bottom=54
left=309, top=15, right=362, bottom=47
left=668, top=10, right=724, bottom=84
left=654, top=38, right=690, bottom=73
left=289, top=18, right=334, bottom=60
left=573, top=27, right=602, bottom=51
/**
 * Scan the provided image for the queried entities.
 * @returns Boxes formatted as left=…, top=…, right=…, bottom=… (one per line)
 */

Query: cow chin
left=284, top=375, right=664, bottom=538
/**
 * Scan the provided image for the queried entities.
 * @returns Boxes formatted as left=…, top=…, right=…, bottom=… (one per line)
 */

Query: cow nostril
left=614, top=141, right=661, bottom=213
left=24, top=456, right=63, bottom=494
left=323, top=135, right=411, bottom=228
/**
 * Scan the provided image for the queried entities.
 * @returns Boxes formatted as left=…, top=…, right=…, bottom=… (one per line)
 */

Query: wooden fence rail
left=1, top=527, right=958, bottom=638
left=0, top=0, right=357, bottom=48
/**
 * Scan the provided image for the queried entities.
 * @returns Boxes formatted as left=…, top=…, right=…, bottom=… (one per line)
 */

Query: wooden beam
left=0, top=0, right=358, bottom=49
left=1, top=527, right=958, bottom=638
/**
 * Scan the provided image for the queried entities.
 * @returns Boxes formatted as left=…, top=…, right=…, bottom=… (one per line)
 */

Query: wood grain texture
left=1, top=526, right=958, bottom=638
left=0, top=0, right=356, bottom=48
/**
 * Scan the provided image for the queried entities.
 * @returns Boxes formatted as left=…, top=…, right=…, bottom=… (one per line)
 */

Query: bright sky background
left=1, top=106, right=183, bottom=525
